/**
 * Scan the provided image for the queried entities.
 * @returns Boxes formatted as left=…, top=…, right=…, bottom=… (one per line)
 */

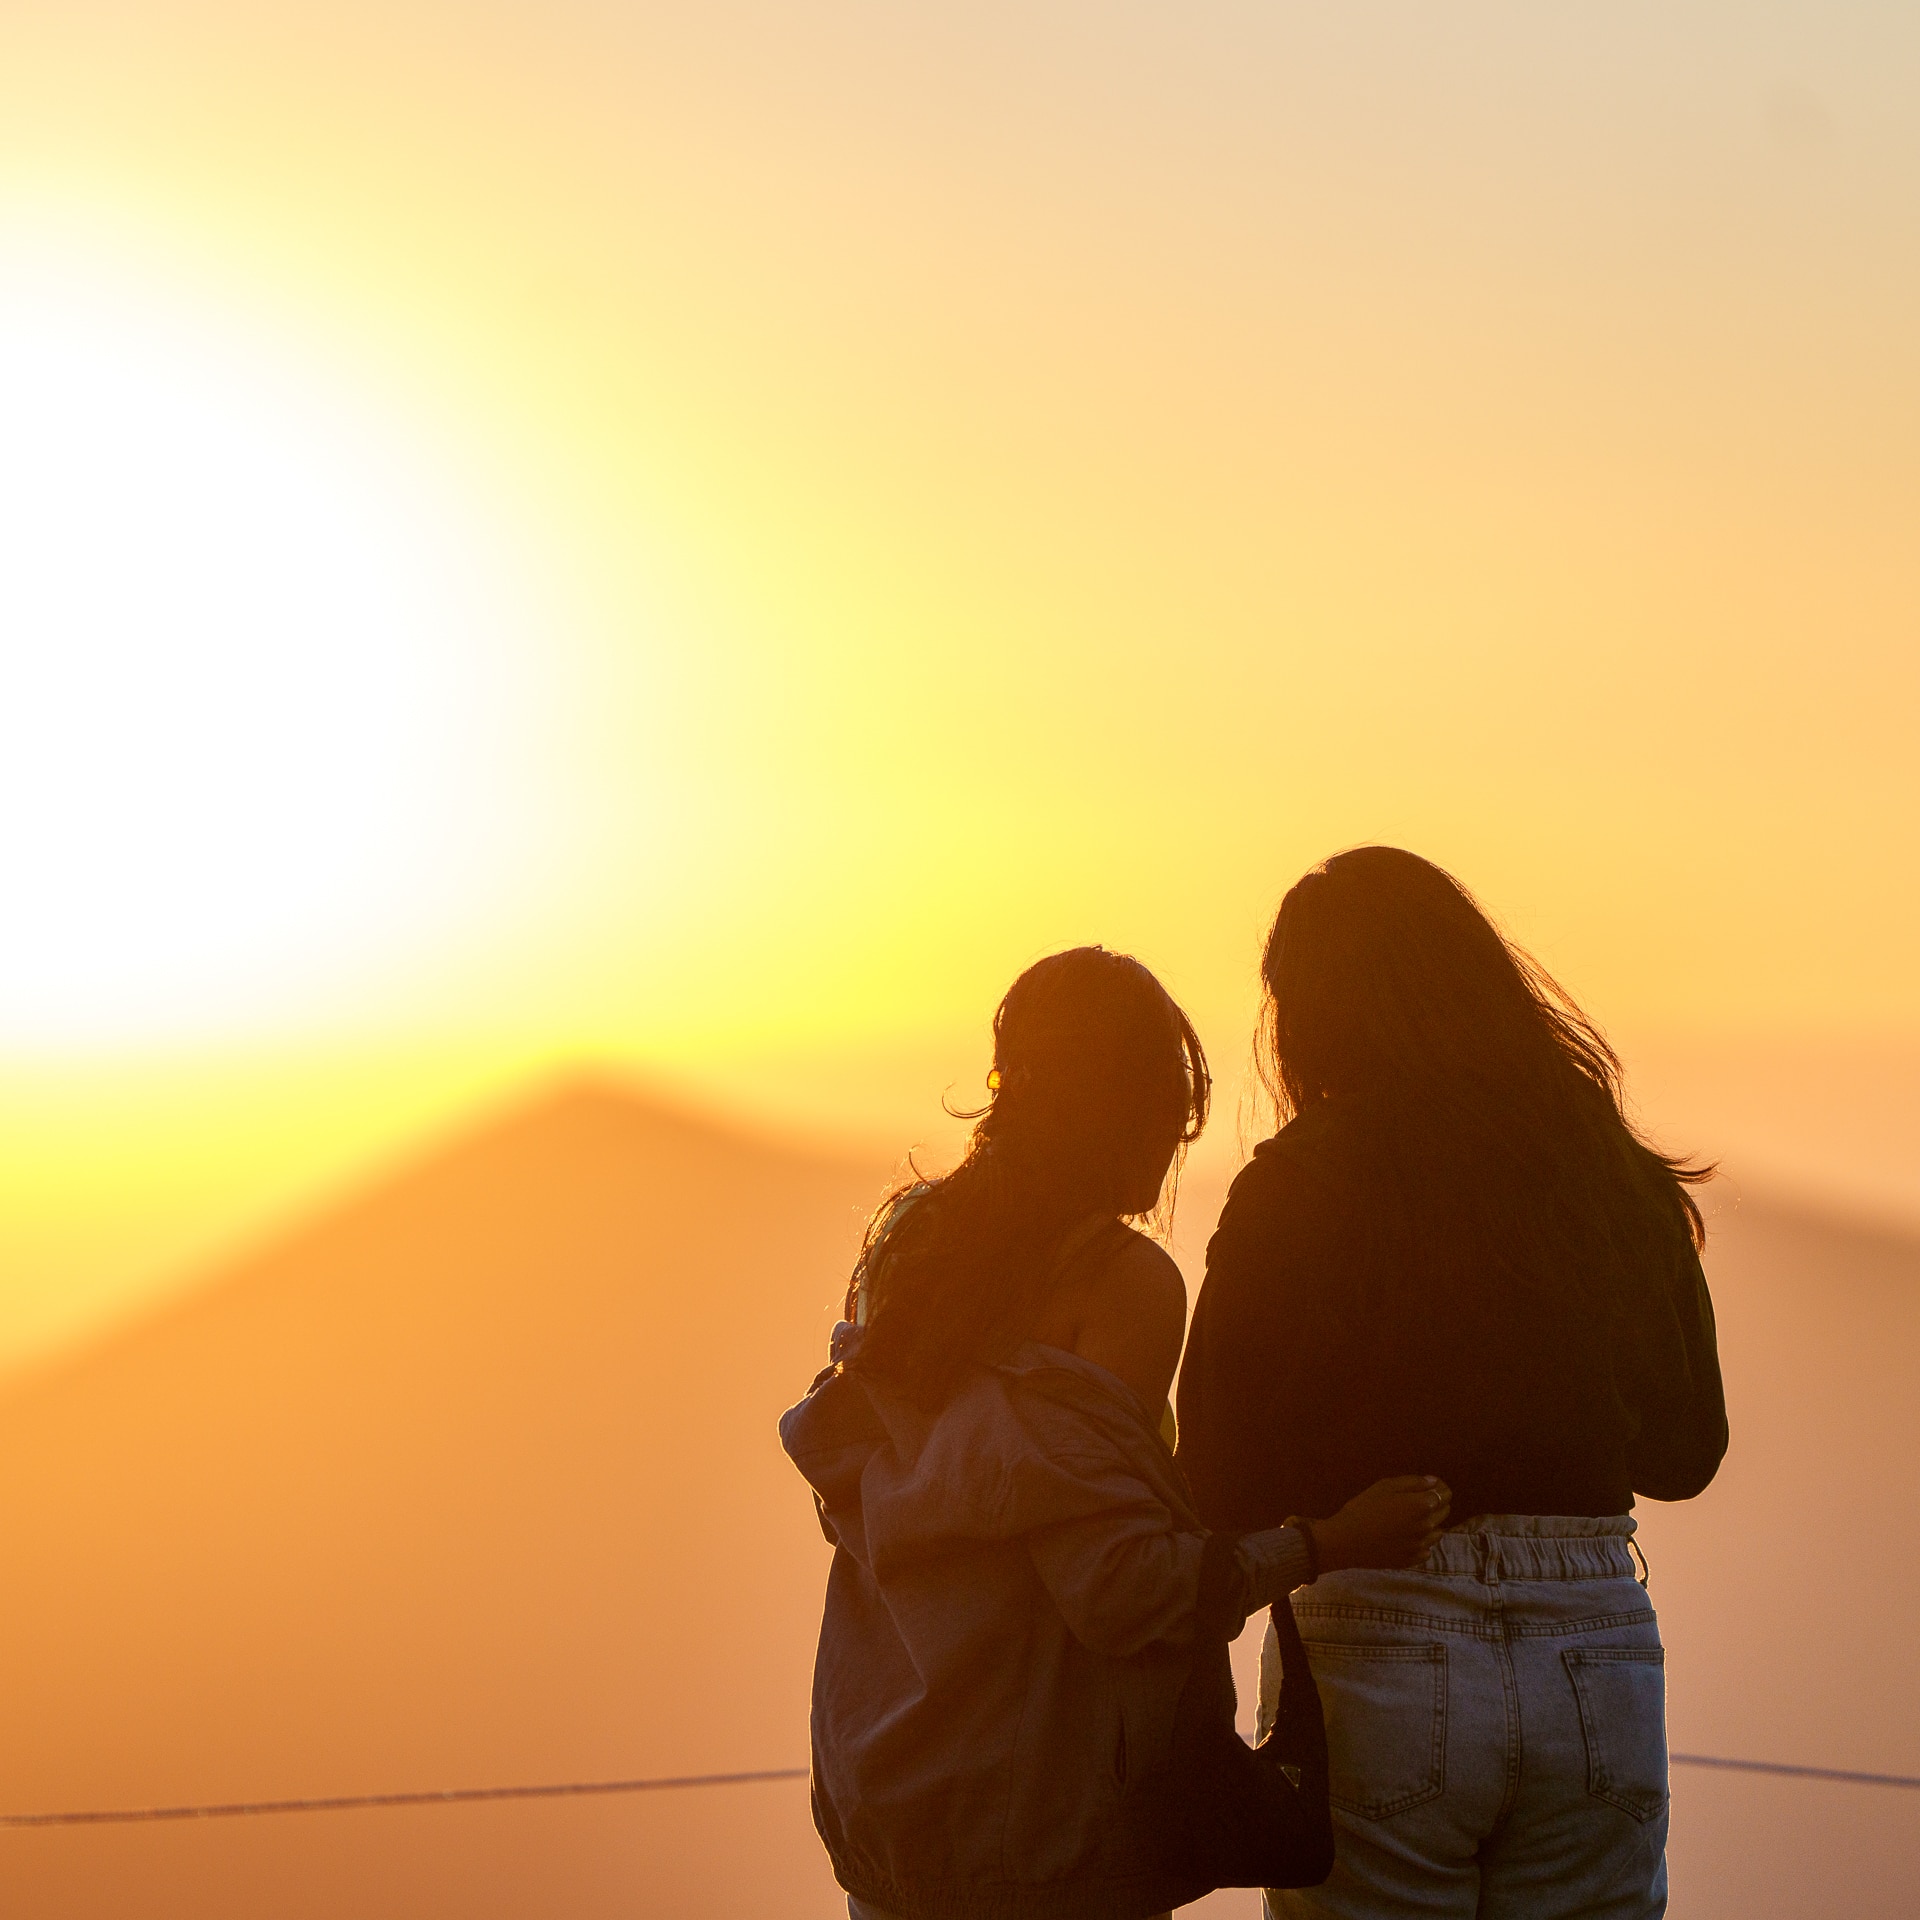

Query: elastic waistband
left=1422, top=1514, right=1638, bottom=1581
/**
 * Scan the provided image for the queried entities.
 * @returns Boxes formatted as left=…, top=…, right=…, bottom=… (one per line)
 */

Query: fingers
left=1394, top=1480, right=1452, bottom=1566
left=1369, top=1475, right=1452, bottom=1516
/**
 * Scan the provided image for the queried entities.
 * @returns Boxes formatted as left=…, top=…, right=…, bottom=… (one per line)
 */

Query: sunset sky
left=3, top=1, right=1917, bottom=1364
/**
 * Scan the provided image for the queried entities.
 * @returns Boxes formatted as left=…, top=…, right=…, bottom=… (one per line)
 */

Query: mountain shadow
left=0, top=1078, right=887, bottom=1920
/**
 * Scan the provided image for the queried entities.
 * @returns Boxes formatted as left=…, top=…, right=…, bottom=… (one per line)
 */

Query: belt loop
left=1628, top=1535, right=1650, bottom=1590
left=1479, top=1530, right=1505, bottom=1620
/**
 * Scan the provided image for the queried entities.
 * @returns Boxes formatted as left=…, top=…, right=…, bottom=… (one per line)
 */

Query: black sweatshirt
left=1175, top=1106, right=1728, bottom=1533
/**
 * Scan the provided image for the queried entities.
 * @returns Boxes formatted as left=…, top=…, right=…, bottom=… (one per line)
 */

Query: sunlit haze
left=1, top=1, right=1917, bottom=1366
left=0, top=227, right=561, bottom=1047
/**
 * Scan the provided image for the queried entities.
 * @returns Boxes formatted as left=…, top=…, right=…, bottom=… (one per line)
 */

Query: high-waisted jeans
left=1260, top=1516, right=1668, bottom=1920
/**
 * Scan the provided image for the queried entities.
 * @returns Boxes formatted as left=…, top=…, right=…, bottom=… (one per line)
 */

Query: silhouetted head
left=1261, top=846, right=1568, bottom=1114
left=1258, top=845, right=1708, bottom=1301
left=975, top=946, right=1210, bottom=1218
left=853, top=946, right=1208, bottom=1402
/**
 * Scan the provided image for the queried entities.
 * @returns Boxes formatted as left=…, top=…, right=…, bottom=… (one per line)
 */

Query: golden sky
left=2, top=2, right=1917, bottom=1362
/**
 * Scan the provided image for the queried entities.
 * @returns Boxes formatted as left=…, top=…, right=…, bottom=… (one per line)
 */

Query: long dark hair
left=853, top=947, right=1210, bottom=1404
left=1260, top=847, right=1709, bottom=1323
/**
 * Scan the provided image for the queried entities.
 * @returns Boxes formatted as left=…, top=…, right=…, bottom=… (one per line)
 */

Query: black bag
left=1146, top=1530, right=1335, bottom=1896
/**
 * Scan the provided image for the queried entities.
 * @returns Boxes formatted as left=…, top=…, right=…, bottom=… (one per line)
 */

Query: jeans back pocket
left=1563, top=1646, right=1668, bottom=1822
left=1304, top=1641, right=1447, bottom=1820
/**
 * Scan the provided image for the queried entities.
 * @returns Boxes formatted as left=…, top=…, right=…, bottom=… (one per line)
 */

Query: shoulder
left=1249, top=1102, right=1350, bottom=1182
left=1203, top=1113, right=1358, bottom=1307
left=1055, top=1225, right=1184, bottom=1340
left=1058, top=1228, right=1186, bottom=1418
left=1216, top=1111, right=1350, bottom=1233
left=1100, top=1230, right=1187, bottom=1327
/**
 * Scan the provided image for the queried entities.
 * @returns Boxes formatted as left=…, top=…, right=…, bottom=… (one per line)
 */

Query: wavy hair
left=1258, top=847, right=1710, bottom=1332
left=852, top=946, right=1210, bottom=1404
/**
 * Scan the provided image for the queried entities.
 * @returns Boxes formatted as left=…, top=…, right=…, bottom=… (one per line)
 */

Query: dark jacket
left=780, top=1330, right=1242, bottom=1920
left=1177, top=1107, right=1729, bottom=1531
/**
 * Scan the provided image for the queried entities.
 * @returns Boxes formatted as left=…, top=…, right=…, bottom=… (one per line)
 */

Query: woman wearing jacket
left=782, top=945, right=1449, bottom=1920
left=1178, top=849, right=1728, bottom=1920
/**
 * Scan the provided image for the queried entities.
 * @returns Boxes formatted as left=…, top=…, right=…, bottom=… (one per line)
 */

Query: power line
left=1671, top=1753, right=1920, bottom=1792
left=7, top=1753, right=1914, bottom=1832
left=0, top=1767, right=809, bottom=1831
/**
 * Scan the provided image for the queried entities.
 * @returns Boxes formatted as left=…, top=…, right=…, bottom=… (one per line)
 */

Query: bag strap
left=1258, top=1595, right=1331, bottom=1794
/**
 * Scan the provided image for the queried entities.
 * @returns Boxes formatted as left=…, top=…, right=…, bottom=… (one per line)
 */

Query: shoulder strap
left=1047, top=1213, right=1136, bottom=1292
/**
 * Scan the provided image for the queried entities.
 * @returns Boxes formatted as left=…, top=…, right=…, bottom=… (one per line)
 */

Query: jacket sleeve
left=1021, top=1455, right=1211, bottom=1659
left=1023, top=1459, right=1316, bottom=1659
left=1627, top=1240, right=1730, bottom=1501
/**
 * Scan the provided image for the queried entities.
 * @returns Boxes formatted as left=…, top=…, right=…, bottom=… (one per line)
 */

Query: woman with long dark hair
left=1177, top=849, right=1727, bottom=1919
left=782, top=946, right=1450, bottom=1920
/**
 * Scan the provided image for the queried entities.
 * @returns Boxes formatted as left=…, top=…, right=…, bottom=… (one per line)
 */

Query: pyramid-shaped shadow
left=0, top=1078, right=888, bottom=1918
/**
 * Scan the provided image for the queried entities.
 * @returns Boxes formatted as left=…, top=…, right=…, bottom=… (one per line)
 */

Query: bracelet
left=1284, top=1515, right=1320, bottom=1585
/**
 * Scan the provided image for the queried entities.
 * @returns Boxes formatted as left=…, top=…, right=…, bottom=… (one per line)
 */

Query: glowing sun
left=0, top=230, right=555, bottom=1048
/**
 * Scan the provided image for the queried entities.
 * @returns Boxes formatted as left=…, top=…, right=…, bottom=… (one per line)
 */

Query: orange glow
left=0, top=3, right=1914, bottom=1364
left=0, top=16, right=1915, bottom=1918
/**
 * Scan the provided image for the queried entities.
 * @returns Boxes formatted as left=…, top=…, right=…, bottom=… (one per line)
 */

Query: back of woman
left=1177, top=848, right=1728, bottom=1920
left=784, top=944, right=1447, bottom=1920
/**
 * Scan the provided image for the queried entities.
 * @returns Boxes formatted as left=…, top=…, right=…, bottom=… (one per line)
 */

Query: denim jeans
left=1259, top=1516, right=1667, bottom=1920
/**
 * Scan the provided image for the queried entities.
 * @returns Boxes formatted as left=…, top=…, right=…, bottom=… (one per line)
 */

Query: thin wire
left=8, top=1753, right=1916, bottom=1831
left=0, top=1767, right=809, bottom=1831
left=1671, top=1753, right=1920, bottom=1791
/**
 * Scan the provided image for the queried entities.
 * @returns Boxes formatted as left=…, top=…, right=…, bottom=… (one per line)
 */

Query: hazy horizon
left=7, top=1024, right=1920, bottom=1379
left=2, top=1080, right=1913, bottom=1918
